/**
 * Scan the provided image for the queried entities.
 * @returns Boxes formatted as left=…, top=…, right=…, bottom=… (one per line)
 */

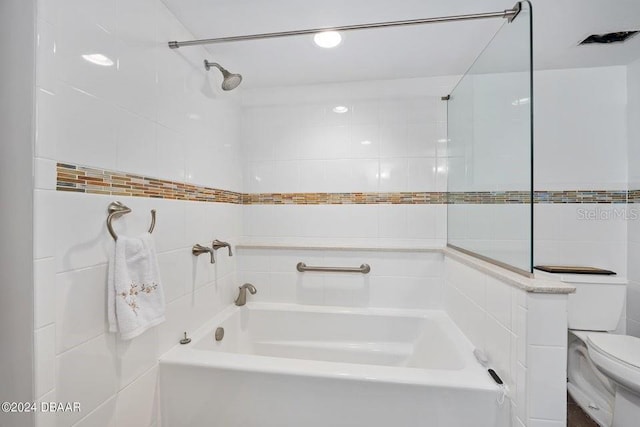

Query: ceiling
left=161, top=0, right=640, bottom=88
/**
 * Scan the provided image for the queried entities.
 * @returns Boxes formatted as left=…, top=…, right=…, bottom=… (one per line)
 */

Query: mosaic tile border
left=242, top=192, right=446, bottom=204
left=56, top=163, right=635, bottom=205
left=534, top=190, right=627, bottom=204
left=56, top=163, right=243, bottom=204
left=628, top=190, right=640, bottom=203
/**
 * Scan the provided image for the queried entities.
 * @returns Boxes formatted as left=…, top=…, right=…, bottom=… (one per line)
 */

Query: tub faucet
left=235, top=283, right=257, bottom=306
left=212, top=239, right=233, bottom=257
left=192, top=244, right=215, bottom=264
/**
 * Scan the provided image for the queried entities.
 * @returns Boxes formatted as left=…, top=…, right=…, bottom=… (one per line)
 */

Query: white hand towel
left=108, top=232, right=165, bottom=340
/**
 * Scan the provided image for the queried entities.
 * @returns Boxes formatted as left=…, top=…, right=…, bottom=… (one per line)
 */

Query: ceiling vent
left=579, top=31, right=639, bottom=45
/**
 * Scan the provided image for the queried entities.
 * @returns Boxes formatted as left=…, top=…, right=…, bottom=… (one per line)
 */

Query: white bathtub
left=160, top=303, right=506, bottom=427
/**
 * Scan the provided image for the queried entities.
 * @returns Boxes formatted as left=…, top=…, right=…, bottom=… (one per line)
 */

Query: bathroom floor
left=567, top=394, right=598, bottom=427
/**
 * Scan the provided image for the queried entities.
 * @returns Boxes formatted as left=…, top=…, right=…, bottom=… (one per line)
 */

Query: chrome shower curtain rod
left=168, top=2, right=522, bottom=49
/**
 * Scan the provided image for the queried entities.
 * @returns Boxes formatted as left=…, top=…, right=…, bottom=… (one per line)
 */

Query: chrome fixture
left=192, top=244, right=215, bottom=264
left=296, top=262, right=371, bottom=274
left=212, top=239, right=233, bottom=257
left=235, top=283, right=257, bottom=306
left=215, top=327, right=224, bottom=341
left=169, top=3, right=521, bottom=49
left=180, top=332, right=191, bottom=345
left=203, top=60, right=242, bottom=91
left=107, top=201, right=156, bottom=241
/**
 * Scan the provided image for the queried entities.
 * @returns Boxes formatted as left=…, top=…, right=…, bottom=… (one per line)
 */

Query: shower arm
left=169, top=3, right=522, bottom=49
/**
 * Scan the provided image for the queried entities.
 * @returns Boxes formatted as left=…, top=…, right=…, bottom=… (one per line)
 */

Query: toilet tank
left=535, top=271, right=627, bottom=331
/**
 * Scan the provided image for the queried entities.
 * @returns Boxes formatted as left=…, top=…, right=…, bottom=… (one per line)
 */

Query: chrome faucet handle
left=212, top=239, right=233, bottom=257
left=192, top=244, right=215, bottom=264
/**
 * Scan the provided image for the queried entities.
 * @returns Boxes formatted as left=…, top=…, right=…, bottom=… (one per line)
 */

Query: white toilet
left=537, top=271, right=640, bottom=427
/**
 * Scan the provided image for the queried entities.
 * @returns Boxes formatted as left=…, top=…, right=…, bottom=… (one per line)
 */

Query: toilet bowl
left=587, top=333, right=640, bottom=427
left=536, top=270, right=637, bottom=427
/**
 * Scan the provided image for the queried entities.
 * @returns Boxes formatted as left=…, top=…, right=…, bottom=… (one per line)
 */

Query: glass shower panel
left=447, top=2, right=533, bottom=274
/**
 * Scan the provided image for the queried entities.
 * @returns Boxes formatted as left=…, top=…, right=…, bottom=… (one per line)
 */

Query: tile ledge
left=443, top=247, right=575, bottom=294
left=236, top=242, right=444, bottom=253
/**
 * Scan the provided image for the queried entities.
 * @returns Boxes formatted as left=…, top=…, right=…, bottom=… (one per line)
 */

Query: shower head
left=204, top=60, right=242, bottom=91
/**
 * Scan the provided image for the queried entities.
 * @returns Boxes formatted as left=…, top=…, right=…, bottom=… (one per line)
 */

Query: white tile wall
left=33, top=1, right=243, bottom=426
left=534, top=67, right=627, bottom=192
left=240, top=79, right=451, bottom=247
left=237, top=248, right=443, bottom=309
left=444, top=255, right=568, bottom=427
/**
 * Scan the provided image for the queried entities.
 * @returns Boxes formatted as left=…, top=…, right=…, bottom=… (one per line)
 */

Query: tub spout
left=235, top=283, right=257, bottom=306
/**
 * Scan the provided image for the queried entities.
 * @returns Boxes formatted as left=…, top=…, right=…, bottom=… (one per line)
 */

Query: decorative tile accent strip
left=628, top=190, right=640, bottom=203
left=56, top=162, right=634, bottom=205
left=56, top=163, right=243, bottom=204
left=534, top=190, right=627, bottom=204
left=447, top=191, right=531, bottom=204
left=242, top=192, right=447, bottom=205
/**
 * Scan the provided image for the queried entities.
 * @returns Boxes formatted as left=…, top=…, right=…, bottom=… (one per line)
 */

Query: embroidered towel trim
left=108, top=232, right=165, bottom=340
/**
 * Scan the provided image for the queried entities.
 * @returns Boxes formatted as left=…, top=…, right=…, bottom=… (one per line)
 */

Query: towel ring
left=107, top=201, right=156, bottom=241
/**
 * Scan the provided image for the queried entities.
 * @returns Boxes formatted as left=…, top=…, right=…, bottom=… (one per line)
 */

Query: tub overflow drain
left=215, top=327, right=224, bottom=341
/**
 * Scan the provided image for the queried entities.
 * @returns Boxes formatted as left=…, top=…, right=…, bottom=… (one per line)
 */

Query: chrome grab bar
left=296, top=262, right=371, bottom=274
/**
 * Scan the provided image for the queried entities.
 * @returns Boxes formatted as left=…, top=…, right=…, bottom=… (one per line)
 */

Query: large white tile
left=116, top=327, right=158, bottom=390
left=406, top=205, right=438, bottom=240
left=485, top=276, right=512, bottom=329
left=407, top=157, right=436, bottom=191
left=526, top=293, right=567, bottom=347
left=379, top=158, right=408, bottom=192
left=34, top=257, right=56, bottom=328
left=484, top=315, right=512, bottom=386
left=407, top=123, right=437, bottom=157
left=371, top=251, right=443, bottom=278
left=527, top=346, right=567, bottom=421
left=156, top=125, right=186, bottom=182
left=370, top=277, right=442, bottom=309
left=349, top=125, right=380, bottom=159
left=115, top=109, right=157, bottom=177
left=157, top=250, right=189, bottom=303
left=36, top=19, right=57, bottom=93
left=378, top=205, right=408, bottom=239
left=34, top=189, right=56, bottom=259
left=56, top=333, right=118, bottom=426
left=35, top=325, right=56, bottom=399
left=73, top=397, right=117, bottom=427
left=515, top=306, right=527, bottom=366
left=263, top=272, right=298, bottom=303
left=516, top=363, right=527, bottom=423
left=54, top=84, right=118, bottom=169
left=115, top=365, right=159, bottom=427
left=55, top=8, right=118, bottom=103
left=34, top=158, right=56, bottom=190
left=35, top=88, right=58, bottom=159
left=36, top=389, right=57, bottom=427
left=56, top=264, right=108, bottom=353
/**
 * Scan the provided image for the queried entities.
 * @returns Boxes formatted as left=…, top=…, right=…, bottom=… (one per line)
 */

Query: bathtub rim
left=160, top=302, right=500, bottom=393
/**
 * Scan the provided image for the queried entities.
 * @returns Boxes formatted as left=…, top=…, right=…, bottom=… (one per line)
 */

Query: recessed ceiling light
left=360, top=140, right=372, bottom=145
left=314, top=31, right=342, bottom=48
left=81, top=53, right=114, bottom=66
left=332, top=105, right=349, bottom=114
